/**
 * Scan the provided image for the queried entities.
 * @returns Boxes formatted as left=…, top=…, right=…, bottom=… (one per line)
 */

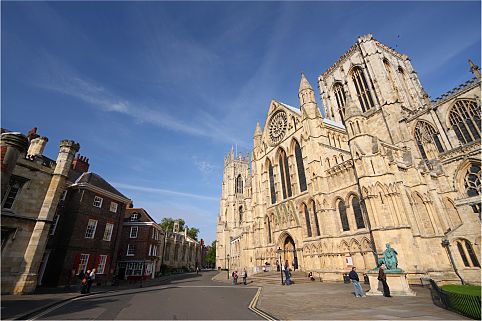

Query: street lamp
left=227, top=254, right=230, bottom=279
left=276, top=247, right=284, bottom=286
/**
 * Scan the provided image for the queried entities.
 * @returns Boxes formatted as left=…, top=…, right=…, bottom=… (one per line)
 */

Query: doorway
left=283, top=235, right=298, bottom=270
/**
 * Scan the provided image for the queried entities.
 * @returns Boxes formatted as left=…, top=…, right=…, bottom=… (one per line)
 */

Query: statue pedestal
left=366, top=272, right=416, bottom=296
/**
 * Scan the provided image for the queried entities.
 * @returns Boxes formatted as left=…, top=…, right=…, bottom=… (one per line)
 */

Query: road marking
left=248, top=287, right=278, bottom=321
left=26, top=285, right=268, bottom=320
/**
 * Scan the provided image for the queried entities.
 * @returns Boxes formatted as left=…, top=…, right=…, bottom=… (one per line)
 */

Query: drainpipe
left=441, top=238, right=464, bottom=285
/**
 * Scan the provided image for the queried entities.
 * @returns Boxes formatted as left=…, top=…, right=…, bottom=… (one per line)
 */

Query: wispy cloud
left=112, top=182, right=218, bottom=202
left=34, top=52, right=247, bottom=145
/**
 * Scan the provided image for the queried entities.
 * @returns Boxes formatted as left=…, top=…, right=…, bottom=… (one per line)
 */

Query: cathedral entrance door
left=283, top=235, right=298, bottom=270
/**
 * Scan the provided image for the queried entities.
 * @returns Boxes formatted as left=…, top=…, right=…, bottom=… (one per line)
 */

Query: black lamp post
left=227, top=254, right=230, bottom=279
left=276, top=247, right=284, bottom=286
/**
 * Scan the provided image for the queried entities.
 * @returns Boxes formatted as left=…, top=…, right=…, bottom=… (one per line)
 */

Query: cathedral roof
left=323, top=118, right=345, bottom=129
left=431, top=77, right=479, bottom=107
left=278, top=102, right=301, bottom=115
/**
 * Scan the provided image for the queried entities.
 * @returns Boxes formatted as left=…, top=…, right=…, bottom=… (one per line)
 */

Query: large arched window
left=449, top=100, right=481, bottom=144
left=303, top=203, right=312, bottom=237
left=333, top=83, right=346, bottom=124
left=397, top=67, right=414, bottom=106
left=413, top=193, right=435, bottom=235
left=414, top=121, right=445, bottom=160
left=443, top=197, right=462, bottom=228
left=311, top=200, right=321, bottom=236
left=352, top=196, right=365, bottom=229
left=464, top=163, right=481, bottom=197
left=235, top=174, right=243, bottom=194
left=351, top=67, right=375, bottom=112
left=338, top=200, right=350, bottom=231
left=267, top=216, right=272, bottom=244
left=268, top=160, right=276, bottom=204
left=383, top=59, right=398, bottom=96
left=457, top=239, right=480, bottom=268
left=294, top=141, right=307, bottom=193
left=278, top=148, right=292, bottom=199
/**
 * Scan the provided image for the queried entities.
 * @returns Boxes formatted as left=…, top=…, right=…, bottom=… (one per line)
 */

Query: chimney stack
left=27, top=136, right=49, bottom=158
left=71, top=154, right=90, bottom=173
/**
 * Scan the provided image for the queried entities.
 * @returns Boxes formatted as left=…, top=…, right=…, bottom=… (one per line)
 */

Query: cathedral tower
left=216, top=147, right=251, bottom=270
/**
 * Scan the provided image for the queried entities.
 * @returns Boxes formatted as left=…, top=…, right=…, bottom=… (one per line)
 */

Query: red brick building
left=41, top=156, right=131, bottom=287
left=117, top=208, right=164, bottom=280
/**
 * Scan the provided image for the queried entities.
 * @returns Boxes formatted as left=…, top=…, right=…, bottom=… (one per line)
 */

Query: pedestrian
left=284, top=260, right=291, bottom=285
left=378, top=263, right=391, bottom=297
left=349, top=266, right=365, bottom=297
left=308, top=272, right=315, bottom=281
left=232, top=271, right=236, bottom=285
left=234, top=270, right=238, bottom=285
left=242, top=268, right=248, bottom=285
left=87, top=268, right=96, bottom=293
left=81, top=269, right=90, bottom=294
left=276, top=260, right=280, bottom=272
left=196, top=266, right=199, bottom=274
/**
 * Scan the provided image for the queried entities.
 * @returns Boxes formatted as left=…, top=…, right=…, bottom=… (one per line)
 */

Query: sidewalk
left=256, top=281, right=468, bottom=320
left=1, top=275, right=176, bottom=320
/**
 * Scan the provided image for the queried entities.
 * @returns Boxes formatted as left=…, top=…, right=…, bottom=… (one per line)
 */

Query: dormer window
left=130, top=213, right=139, bottom=221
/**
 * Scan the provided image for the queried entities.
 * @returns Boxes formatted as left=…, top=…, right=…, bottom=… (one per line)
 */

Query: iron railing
left=429, top=279, right=481, bottom=320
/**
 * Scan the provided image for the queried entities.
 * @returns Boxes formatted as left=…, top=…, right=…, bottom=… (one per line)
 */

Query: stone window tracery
left=414, top=121, right=444, bottom=160
left=266, top=216, right=272, bottom=244
left=235, top=174, right=243, bottom=194
left=351, top=67, right=375, bottom=112
left=278, top=148, right=292, bottom=199
left=303, top=203, right=312, bottom=238
left=294, top=141, right=307, bottom=193
left=268, top=111, right=288, bottom=145
left=383, top=59, right=398, bottom=97
left=397, top=67, right=414, bottom=106
left=268, top=160, right=276, bottom=204
left=457, top=239, right=480, bottom=268
left=464, top=164, right=481, bottom=197
left=352, top=196, right=365, bottom=229
left=333, top=83, right=346, bottom=124
left=311, top=200, right=321, bottom=236
left=338, top=200, right=350, bottom=231
left=449, top=100, right=481, bottom=144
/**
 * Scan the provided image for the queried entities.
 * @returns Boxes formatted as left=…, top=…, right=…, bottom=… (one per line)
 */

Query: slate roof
left=74, top=172, right=128, bottom=199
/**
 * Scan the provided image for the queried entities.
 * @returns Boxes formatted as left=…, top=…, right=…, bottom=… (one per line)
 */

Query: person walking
left=349, top=266, right=365, bottom=297
left=378, top=263, right=391, bottom=297
left=284, top=260, right=291, bottom=285
left=80, top=270, right=88, bottom=294
left=87, top=268, right=96, bottom=293
left=234, top=270, right=238, bottom=285
left=242, top=268, right=248, bottom=285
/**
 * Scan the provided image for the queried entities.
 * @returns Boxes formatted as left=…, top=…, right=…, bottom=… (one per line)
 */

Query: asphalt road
left=30, top=271, right=264, bottom=320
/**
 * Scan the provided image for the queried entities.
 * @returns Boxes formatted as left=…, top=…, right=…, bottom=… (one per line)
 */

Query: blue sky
left=2, top=1, right=480, bottom=244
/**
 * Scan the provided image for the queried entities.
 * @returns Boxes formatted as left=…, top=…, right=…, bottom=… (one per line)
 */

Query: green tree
left=160, top=218, right=185, bottom=232
left=205, top=241, right=216, bottom=267
left=159, top=217, right=199, bottom=240
left=187, top=227, right=199, bottom=241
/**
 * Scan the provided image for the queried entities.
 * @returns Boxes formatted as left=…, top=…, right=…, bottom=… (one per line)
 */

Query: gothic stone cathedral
left=216, top=34, right=481, bottom=284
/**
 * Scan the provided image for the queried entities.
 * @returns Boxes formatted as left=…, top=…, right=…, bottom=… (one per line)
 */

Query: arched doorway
left=282, top=234, right=298, bottom=270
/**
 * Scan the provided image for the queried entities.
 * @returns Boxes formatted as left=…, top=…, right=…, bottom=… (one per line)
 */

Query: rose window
left=268, top=111, right=288, bottom=145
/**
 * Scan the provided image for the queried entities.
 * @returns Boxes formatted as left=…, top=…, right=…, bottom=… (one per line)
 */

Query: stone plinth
left=366, top=272, right=416, bottom=296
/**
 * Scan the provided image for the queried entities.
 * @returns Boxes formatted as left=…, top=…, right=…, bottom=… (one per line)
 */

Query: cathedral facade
left=216, top=34, right=481, bottom=284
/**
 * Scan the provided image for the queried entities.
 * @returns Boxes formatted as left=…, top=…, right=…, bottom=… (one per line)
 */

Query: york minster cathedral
left=216, top=34, right=481, bottom=284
